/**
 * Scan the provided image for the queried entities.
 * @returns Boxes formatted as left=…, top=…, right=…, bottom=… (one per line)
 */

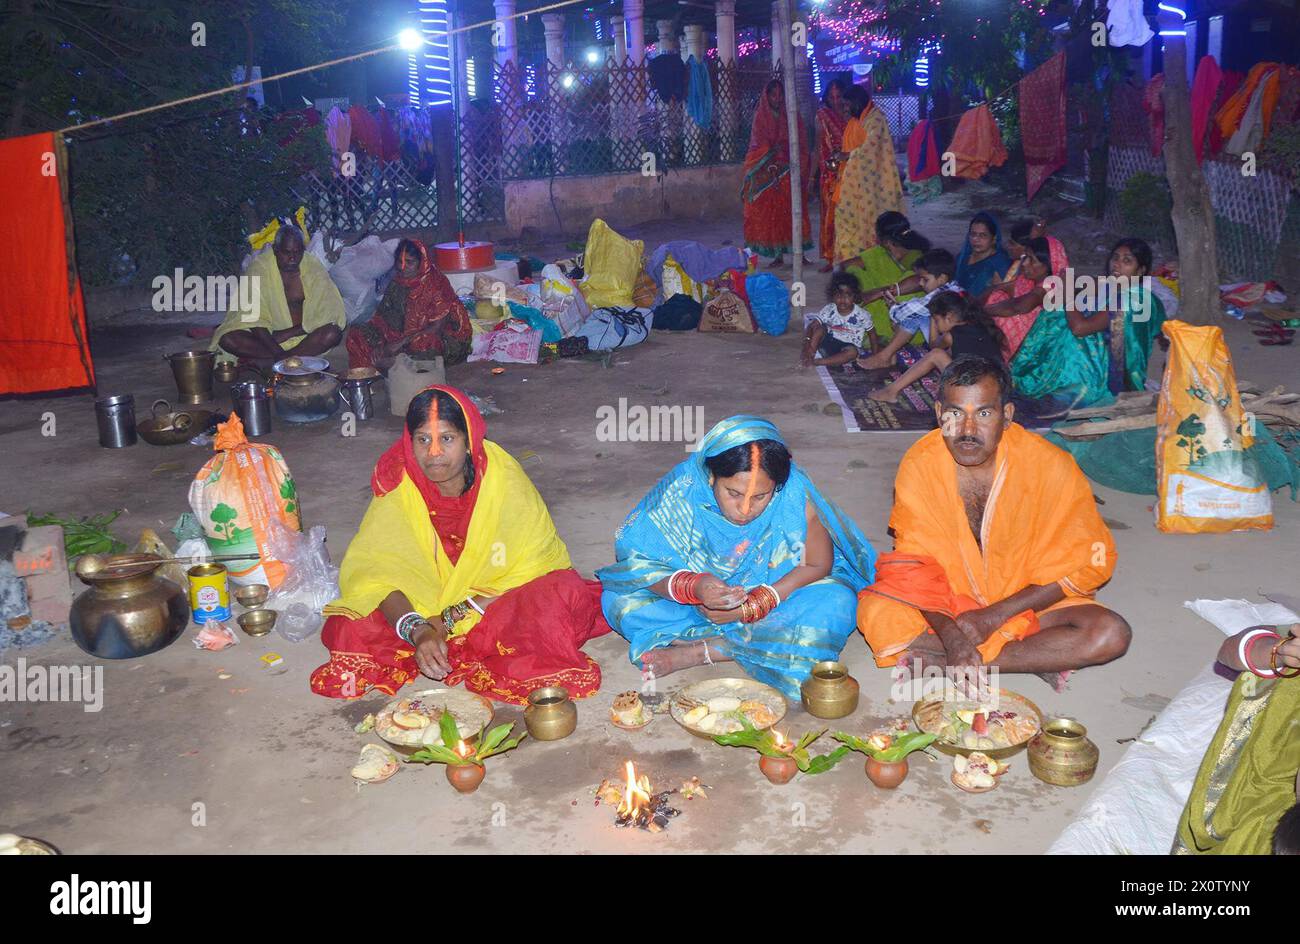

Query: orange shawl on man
left=858, top=423, right=1114, bottom=667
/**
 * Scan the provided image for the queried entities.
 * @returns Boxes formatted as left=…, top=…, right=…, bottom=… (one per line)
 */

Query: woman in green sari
left=842, top=212, right=931, bottom=338
left=1010, top=238, right=1166, bottom=411
left=1174, top=625, right=1299, bottom=855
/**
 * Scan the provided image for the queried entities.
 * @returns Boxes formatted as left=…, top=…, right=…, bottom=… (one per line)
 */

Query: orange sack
left=188, top=413, right=303, bottom=588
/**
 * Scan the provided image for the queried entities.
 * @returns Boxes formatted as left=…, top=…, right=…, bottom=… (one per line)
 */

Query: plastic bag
left=264, top=522, right=339, bottom=642
left=1155, top=320, right=1272, bottom=533
left=388, top=353, right=446, bottom=417
left=469, top=322, right=543, bottom=363
left=573, top=307, right=652, bottom=350
left=744, top=273, right=790, bottom=335
left=188, top=414, right=301, bottom=588
left=579, top=219, right=644, bottom=309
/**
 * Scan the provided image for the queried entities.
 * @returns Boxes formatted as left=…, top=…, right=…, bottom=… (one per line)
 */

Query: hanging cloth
left=906, top=119, right=940, bottom=183
left=1106, top=0, right=1154, bottom=47
left=685, top=55, right=713, bottom=127
left=648, top=53, right=687, bottom=103
left=1141, top=73, right=1166, bottom=157
left=1190, top=56, right=1223, bottom=164
left=946, top=104, right=1008, bottom=180
left=348, top=104, right=383, bottom=157
left=1214, top=63, right=1281, bottom=148
left=1019, top=51, right=1068, bottom=200
left=0, top=133, right=95, bottom=395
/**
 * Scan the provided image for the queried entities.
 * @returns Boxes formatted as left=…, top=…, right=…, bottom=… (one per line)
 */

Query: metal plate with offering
left=670, top=677, right=786, bottom=739
left=375, top=688, right=494, bottom=755
left=912, top=688, right=1042, bottom=760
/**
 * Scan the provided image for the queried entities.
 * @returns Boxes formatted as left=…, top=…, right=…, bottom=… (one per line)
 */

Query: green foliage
left=712, top=723, right=848, bottom=774
left=1117, top=172, right=1175, bottom=245
left=0, top=2, right=342, bottom=285
left=405, top=714, right=526, bottom=767
left=26, top=510, right=126, bottom=560
left=1260, top=122, right=1300, bottom=184
left=832, top=730, right=938, bottom=763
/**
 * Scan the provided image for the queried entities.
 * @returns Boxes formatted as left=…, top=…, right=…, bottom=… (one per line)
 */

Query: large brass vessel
left=70, top=554, right=190, bottom=659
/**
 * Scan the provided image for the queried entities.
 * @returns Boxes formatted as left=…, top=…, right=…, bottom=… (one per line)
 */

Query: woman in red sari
left=310, top=385, right=610, bottom=704
left=742, top=79, right=812, bottom=268
left=346, top=239, right=472, bottom=372
left=814, top=79, right=850, bottom=273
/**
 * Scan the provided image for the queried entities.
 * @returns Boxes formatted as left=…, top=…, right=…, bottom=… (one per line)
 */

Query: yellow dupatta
left=834, top=105, right=905, bottom=263
left=210, top=249, right=345, bottom=356
left=323, top=439, right=571, bottom=637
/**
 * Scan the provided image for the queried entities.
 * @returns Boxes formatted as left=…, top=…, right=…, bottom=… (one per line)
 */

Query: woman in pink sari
left=742, top=79, right=812, bottom=267
left=983, top=236, right=1068, bottom=361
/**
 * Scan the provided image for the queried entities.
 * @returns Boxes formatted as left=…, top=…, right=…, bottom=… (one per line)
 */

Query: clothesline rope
left=57, top=0, right=595, bottom=135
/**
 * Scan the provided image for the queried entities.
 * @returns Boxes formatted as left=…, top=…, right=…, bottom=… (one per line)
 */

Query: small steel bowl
left=237, top=609, right=277, bottom=637
left=234, top=584, right=269, bottom=608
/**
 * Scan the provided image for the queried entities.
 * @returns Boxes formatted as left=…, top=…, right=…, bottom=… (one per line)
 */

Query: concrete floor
left=2, top=182, right=1297, bottom=854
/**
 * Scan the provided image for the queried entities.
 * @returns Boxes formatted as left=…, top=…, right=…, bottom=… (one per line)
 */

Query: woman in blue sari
left=954, top=212, right=1012, bottom=298
left=597, top=416, right=877, bottom=700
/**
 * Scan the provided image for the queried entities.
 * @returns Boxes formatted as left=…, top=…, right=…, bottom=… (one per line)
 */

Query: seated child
left=800, top=272, right=879, bottom=368
left=867, top=291, right=1003, bottom=404
left=858, top=248, right=962, bottom=370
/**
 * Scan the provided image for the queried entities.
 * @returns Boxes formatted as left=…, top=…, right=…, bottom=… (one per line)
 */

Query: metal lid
left=273, top=355, right=330, bottom=376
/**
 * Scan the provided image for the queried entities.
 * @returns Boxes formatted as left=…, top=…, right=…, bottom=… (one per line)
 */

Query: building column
left=684, top=24, right=706, bottom=62
left=717, top=0, right=738, bottom=161
left=716, top=0, right=737, bottom=65
left=624, top=0, right=646, bottom=66
left=493, top=0, right=517, bottom=68
left=771, top=3, right=782, bottom=68
left=612, top=14, right=627, bottom=65
left=656, top=19, right=679, bottom=55
left=542, top=14, right=567, bottom=174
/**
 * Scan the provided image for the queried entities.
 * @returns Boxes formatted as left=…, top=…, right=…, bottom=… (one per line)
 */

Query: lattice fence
left=458, top=58, right=789, bottom=224
left=874, top=93, right=921, bottom=151
left=290, top=151, right=438, bottom=234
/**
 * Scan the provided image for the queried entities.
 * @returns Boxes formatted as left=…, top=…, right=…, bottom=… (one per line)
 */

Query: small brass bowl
left=234, top=584, right=269, bottom=608
left=237, top=608, right=277, bottom=637
left=524, top=686, right=578, bottom=741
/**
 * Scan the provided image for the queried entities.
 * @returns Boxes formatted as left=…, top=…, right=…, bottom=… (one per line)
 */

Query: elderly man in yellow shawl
left=211, top=223, right=345, bottom=368
left=310, top=385, right=610, bottom=704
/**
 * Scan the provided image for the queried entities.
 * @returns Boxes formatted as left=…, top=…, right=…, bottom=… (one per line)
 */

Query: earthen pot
left=865, top=757, right=908, bottom=789
left=446, top=762, right=486, bottom=794
left=759, top=754, right=799, bottom=785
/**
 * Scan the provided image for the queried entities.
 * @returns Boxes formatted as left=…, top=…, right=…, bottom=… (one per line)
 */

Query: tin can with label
left=187, top=562, right=231, bottom=623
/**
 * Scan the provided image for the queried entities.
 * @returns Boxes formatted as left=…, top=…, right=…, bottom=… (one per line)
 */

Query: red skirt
left=309, top=569, right=611, bottom=705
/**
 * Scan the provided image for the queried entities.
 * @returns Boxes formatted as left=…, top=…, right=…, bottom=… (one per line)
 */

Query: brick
left=24, top=569, right=71, bottom=605
left=28, top=596, right=70, bottom=625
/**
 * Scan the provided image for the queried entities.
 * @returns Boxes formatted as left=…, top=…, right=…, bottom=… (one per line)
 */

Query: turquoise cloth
left=686, top=55, right=713, bottom=128
left=1011, top=286, right=1166, bottom=409
left=596, top=416, right=877, bottom=699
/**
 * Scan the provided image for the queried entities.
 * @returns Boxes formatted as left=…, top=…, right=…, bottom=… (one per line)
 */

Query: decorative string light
left=412, top=0, right=453, bottom=107
left=1157, top=2, right=1187, bottom=36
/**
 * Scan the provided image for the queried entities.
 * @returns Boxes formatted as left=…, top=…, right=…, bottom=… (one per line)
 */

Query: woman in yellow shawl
left=310, top=385, right=610, bottom=704
left=834, top=85, right=905, bottom=266
left=1174, top=625, right=1299, bottom=855
left=211, top=223, right=345, bottom=367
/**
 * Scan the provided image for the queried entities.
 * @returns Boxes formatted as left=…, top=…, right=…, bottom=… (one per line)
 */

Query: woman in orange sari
left=742, top=79, right=811, bottom=267
left=310, top=385, right=610, bottom=704
left=814, top=79, right=850, bottom=273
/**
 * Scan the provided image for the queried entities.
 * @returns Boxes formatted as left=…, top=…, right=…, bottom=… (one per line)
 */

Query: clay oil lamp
left=404, top=713, right=526, bottom=793
left=445, top=740, right=486, bottom=794
left=833, top=729, right=938, bottom=790
left=758, top=730, right=799, bottom=785
left=712, top=727, right=849, bottom=784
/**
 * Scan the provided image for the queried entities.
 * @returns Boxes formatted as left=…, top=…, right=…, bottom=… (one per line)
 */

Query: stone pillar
left=493, top=0, right=517, bottom=68
left=624, top=0, right=646, bottom=66
left=684, top=24, right=706, bottom=62
left=657, top=19, right=679, bottom=55
left=542, top=13, right=566, bottom=174
left=771, top=3, right=781, bottom=68
left=612, top=14, right=627, bottom=65
left=716, top=0, right=737, bottom=65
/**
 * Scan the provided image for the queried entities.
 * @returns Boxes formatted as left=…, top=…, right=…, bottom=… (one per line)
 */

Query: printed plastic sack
left=539, top=264, right=590, bottom=338
left=745, top=273, right=790, bottom=335
left=579, top=219, right=644, bottom=309
left=574, top=307, right=652, bottom=350
left=469, top=322, right=543, bottom=363
left=1155, top=320, right=1272, bottom=533
left=699, top=288, right=757, bottom=333
left=188, top=413, right=303, bottom=588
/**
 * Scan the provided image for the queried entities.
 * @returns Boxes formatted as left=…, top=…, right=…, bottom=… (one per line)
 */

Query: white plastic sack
left=327, top=235, right=401, bottom=325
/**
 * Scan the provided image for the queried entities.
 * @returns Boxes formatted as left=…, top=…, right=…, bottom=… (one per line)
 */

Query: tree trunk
left=1157, top=14, right=1220, bottom=325
left=777, top=0, right=803, bottom=305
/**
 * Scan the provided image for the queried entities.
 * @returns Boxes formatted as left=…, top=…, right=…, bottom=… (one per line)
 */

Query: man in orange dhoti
left=858, top=355, right=1130, bottom=688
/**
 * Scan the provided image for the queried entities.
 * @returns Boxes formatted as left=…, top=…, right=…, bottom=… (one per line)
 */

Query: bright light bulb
left=398, top=28, right=423, bottom=51
left=561, top=73, right=576, bottom=88
left=586, top=49, right=600, bottom=64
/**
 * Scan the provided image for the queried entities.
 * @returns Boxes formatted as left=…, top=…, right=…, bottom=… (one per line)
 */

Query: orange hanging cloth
left=0, top=132, right=94, bottom=395
left=946, top=104, right=1008, bottom=180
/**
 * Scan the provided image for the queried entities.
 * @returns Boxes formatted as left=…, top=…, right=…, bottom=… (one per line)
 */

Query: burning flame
left=454, top=739, right=472, bottom=759
left=617, top=760, right=653, bottom=819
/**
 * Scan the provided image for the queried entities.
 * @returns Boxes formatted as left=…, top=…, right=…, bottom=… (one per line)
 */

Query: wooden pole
left=777, top=0, right=803, bottom=313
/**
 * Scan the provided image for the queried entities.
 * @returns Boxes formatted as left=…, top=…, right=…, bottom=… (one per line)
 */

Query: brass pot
left=214, top=361, right=239, bottom=384
left=524, top=686, right=578, bottom=741
left=70, top=554, right=190, bottom=659
left=1027, top=718, right=1099, bottom=787
left=800, top=660, right=860, bottom=719
left=165, top=350, right=216, bottom=405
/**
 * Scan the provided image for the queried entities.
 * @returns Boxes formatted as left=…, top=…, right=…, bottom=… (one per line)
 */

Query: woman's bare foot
left=640, top=640, right=727, bottom=678
left=767, top=255, right=784, bottom=269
